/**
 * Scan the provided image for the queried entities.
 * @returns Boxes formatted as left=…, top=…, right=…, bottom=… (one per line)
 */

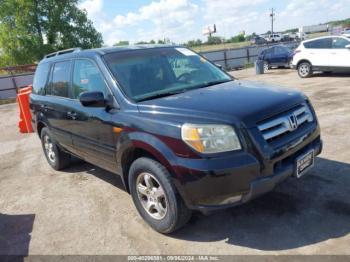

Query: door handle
left=67, top=111, right=77, bottom=120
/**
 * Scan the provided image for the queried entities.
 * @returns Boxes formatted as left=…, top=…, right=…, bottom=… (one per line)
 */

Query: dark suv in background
left=258, top=45, right=294, bottom=72
left=30, top=46, right=322, bottom=233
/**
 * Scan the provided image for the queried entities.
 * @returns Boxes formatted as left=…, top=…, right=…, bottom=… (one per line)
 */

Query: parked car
left=341, top=27, right=350, bottom=38
left=250, top=36, right=267, bottom=45
left=292, top=36, right=350, bottom=78
left=264, top=33, right=282, bottom=42
left=30, top=46, right=322, bottom=233
left=258, top=45, right=294, bottom=72
left=297, top=32, right=307, bottom=41
left=281, top=33, right=298, bottom=42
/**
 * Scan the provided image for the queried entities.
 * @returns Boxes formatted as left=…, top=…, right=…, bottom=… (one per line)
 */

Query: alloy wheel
left=44, top=135, right=56, bottom=163
left=299, top=64, right=310, bottom=77
left=136, top=172, right=168, bottom=220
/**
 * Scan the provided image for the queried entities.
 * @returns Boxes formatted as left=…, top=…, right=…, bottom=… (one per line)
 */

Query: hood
left=137, top=80, right=306, bottom=128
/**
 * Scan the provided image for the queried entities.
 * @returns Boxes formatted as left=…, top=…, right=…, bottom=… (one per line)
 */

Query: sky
left=78, top=0, right=350, bottom=46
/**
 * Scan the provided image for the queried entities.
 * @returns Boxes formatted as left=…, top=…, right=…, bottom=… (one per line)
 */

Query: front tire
left=129, top=157, right=192, bottom=234
left=41, top=127, right=71, bottom=170
left=298, top=62, right=312, bottom=78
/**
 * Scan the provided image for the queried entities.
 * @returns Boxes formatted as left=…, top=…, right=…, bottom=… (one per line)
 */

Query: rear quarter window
left=32, top=63, right=50, bottom=95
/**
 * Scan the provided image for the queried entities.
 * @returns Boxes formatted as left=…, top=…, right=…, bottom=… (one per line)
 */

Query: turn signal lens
left=181, top=127, right=204, bottom=152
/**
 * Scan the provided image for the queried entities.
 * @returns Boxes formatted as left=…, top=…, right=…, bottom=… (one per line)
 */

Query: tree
left=0, top=0, right=103, bottom=66
left=227, top=34, right=246, bottom=43
left=186, top=39, right=202, bottom=47
left=206, top=36, right=222, bottom=45
left=114, top=40, right=129, bottom=46
left=245, top=33, right=256, bottom=41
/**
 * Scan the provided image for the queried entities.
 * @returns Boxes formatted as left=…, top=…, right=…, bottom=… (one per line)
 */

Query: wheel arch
left=117, top=132, right=178, bottom=194
left=37, top=121, right=47, bottom=138
left=297, top=59, right=312, bottom=69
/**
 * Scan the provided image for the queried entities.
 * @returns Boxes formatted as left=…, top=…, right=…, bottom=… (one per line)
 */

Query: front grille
left=258, top=103, right=314, bottom=142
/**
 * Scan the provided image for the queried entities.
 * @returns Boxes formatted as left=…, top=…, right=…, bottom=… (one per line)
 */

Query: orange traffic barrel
left=17, top=86, right=34, bottom=133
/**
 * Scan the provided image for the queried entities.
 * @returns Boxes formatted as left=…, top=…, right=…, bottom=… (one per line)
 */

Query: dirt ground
left=0, top=68, right=349, bottom=255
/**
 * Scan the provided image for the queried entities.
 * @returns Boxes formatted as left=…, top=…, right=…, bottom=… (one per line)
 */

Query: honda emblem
left=288, top=114, right=298, bottom=131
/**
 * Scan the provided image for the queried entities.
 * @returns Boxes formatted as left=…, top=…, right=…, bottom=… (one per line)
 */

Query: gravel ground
left=0, top=68, right=349, bottom=255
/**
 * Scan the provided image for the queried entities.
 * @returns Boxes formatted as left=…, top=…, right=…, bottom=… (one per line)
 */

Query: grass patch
left=191, top=33, right=330, bottom=53
left=307, top=32, right=330, bottom=39
left=192, top=41, right=251, bottom=52
left=0, top=98, right=16, bottom=105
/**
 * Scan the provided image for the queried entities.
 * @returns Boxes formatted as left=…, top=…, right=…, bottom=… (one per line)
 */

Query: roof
left=302, top=35, right=349, bottom=43
left=96, top=44, right=179, bottom=54
left=40, top=44, right=180, bottom=63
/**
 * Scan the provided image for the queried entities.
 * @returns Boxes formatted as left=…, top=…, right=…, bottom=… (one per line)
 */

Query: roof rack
left=44, top=47, right=82, bottom=59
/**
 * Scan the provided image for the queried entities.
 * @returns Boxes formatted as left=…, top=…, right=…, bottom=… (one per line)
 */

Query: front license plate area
left=296, top=150, right=314, bottom=178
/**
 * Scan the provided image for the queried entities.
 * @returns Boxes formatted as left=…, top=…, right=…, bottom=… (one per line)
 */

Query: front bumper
left=173, top=125, right=322, bottom=212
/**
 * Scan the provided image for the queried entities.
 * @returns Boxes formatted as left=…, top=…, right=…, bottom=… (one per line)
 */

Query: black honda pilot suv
left=30, top=46, right=322, bottom=233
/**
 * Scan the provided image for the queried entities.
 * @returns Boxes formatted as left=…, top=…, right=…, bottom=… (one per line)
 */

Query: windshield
left=104, top=47, right=232, bottom=101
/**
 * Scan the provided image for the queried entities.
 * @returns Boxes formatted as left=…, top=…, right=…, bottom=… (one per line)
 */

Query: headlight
left=181, top=124, right=241, bottom=153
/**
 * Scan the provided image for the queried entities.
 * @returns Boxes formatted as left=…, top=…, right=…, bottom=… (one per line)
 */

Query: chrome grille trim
left=258, top=103, right=313, bottom=141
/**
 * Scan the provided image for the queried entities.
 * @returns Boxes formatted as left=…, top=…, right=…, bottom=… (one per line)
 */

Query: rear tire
left=41, top=127, right=71, bottom=170
left=297, top=62, right=312, bottom=78
left=129, top=157, right=192, bottom=234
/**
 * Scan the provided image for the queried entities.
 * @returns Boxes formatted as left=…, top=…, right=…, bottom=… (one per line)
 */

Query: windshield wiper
left=137, top=90, right=184, bottom=102
left=198, top=79, right=232, bottom=88
left=137, top=79, right=233, bottom=102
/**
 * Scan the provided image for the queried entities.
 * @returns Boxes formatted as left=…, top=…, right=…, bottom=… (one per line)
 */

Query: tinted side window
left=48, top=61, right=71, bottom=97
left=304, top=38, right=332, bottom=49
left=274, top=46, right=286, bottom=55
left=32, top=63, right=50, bottom=95
left=264, top=48, right=272, bottom=55
left=72, top=60, right=108, bottom=99
left=332, top=37, right=350, bottom=49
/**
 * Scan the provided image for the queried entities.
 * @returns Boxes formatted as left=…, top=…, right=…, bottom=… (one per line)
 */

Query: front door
left=329, top=37, right=350, bottom=69
left=68, top=59, right=117, bottom=172
left=303, top=37, right=332, bottom=68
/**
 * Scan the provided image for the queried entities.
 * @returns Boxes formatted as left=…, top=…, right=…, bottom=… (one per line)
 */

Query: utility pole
left=270, top=8, right=275, bottom=34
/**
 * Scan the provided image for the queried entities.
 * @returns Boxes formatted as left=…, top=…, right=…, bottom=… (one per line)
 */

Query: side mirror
left=346, top=44, right=350, bottom=49
left=79, top=91, right=105, bottom=107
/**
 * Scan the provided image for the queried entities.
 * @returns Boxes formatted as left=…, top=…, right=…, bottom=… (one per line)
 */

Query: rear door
left=68, top=59, right=117, bottom=171
left=44, top=60, right=74, bottom=151
left=263, top=48, right=273, bottom=63
left=271, top=46, right=288, bottom=65
left=303, top=38, right=332, bottom=68
left=329, top=37, right=350, bottom=68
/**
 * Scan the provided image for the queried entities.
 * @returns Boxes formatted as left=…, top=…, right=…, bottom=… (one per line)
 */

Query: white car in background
left=264, top=33, right=282, bottom=42
left=342, top=28, right=350, bottom=38
left=292, top=36, right=350, bottom=78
